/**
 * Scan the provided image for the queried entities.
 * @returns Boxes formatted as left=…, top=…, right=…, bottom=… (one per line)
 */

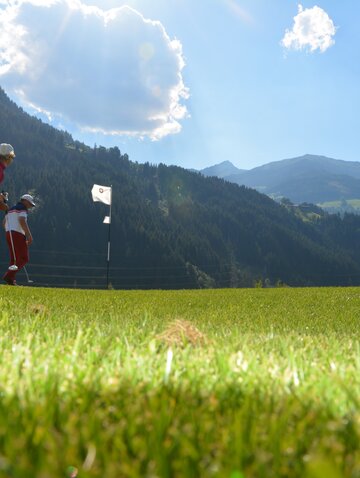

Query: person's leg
left=3, top=231, right=16, bottom=284
left=15, top=232, right=29, bottom=270
left=3, top=231, right=28, bottom=284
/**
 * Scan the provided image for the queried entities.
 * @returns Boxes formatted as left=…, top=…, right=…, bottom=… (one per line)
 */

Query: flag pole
left=106, top=186, right=112, bottom=289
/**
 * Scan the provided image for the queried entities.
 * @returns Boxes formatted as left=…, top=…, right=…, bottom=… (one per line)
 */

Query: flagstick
left=106, top=186, right=112, bottom=289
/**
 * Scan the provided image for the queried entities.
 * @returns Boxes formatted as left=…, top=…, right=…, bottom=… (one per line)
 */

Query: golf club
left=7, top=228, right=18, bottom=271
left=3, top=194, right=18, bottom=271
left=23, top=266, right=34, bottom=284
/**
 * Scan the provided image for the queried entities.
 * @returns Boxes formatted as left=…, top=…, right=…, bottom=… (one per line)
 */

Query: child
left=3, top=194, right=35, bottom=286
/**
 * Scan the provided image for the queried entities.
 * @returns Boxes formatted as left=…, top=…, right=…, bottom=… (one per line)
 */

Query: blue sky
left=1, top=1, right=359, bottom=170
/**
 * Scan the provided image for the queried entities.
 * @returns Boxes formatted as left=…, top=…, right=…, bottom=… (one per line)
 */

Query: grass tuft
left=156, top=319, right=208, bottom=348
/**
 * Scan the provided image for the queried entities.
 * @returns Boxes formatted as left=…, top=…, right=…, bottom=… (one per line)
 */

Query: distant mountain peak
left=200, top=160, right=245, bottom=179
left=291, top=154, right=337, bottom=161
left=217, top=160, right=236, bottom=166
left=204, top=153, right=360, bottom=204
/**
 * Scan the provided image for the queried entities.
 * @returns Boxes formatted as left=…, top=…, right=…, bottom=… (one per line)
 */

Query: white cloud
left=0, top=0, right=189, bottom=140
left=281, top=4, right=337, bottom=53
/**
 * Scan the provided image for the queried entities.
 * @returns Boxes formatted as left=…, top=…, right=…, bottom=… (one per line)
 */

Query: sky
left=0, top=0, right=359, bottom=170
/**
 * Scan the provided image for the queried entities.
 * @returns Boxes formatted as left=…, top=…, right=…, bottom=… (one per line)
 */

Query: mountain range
left=1, top=86, right=360, bottom=289
left=200, top=156, right=360, bottom=205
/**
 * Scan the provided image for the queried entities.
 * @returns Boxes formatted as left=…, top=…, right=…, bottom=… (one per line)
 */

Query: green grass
left=1, top=286, right=360, bottom=477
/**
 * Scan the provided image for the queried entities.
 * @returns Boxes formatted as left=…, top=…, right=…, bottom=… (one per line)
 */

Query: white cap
left=0, top=143, right=15, bottom=157
left=21, top=194, right=36, bottom=206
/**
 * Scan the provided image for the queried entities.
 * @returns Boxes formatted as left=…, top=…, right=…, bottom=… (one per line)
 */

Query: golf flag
left=92, top=184, right=113, bottom=289
left=91, top=184, right=112, bottom=205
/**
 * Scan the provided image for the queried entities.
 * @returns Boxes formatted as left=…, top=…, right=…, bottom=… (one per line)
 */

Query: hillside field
left=318, top=199, right=360, bottom=213
left=1, top=286, right=360, bottom=477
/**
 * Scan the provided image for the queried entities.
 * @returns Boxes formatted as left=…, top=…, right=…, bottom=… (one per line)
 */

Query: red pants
left=3, top=231, right=29, bottom=282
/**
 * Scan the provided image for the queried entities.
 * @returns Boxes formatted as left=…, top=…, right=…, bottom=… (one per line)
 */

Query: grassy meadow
left=318, top=199, right=360, bottom=212
left=1, top=286, right=360, bottom=477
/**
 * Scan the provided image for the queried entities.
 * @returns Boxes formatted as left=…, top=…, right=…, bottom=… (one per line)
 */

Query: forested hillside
left=1, top=87, right=360, bottom=289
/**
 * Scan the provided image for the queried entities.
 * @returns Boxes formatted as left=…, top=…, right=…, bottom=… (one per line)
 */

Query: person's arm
left=2, top=216, right=6, bottom=231
left=0, top=194, right=8, bottom=212
left=19, top=216, right=33, bottom=245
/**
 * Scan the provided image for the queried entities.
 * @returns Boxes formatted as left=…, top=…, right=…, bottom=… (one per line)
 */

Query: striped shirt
left=5, top=202, right=28, bottom=236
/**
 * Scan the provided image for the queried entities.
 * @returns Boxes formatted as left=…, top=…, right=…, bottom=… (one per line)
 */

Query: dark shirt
left=9, top=202, right=27, bottom=213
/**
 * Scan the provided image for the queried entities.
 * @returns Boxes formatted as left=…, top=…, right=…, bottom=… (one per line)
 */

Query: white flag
left=103, top=216, right=111, bottom=224
left=91, top=184, right=112, bottom=205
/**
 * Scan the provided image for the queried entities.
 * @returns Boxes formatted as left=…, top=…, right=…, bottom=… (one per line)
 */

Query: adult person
left=3, top=194, right=35, bottom=286
left=0, top=143, right=16, bottom=212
